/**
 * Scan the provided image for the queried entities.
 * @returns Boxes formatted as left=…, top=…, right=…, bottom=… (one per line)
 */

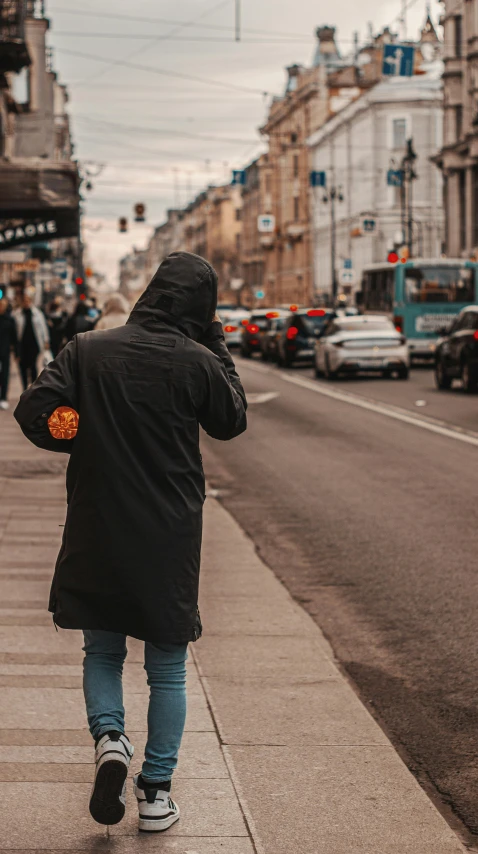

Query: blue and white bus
left=359, top=259, right=478, bottom=361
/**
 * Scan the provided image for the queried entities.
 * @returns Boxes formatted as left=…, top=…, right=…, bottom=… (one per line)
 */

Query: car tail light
left=394, top=316, right=403, bottom=333
left=286, top=326, right=299, bottom=340
left=247, top=324, right=260, bottom=334
left=289, top=304, right=298, bottom=312
left=474, top=331, right=478, bottom=341
left=307, top=309, right=326, bottom=317
left=241, top=319, right=249, bottom=326
left=224, top=325, right=238, bottom=333
left=266, top=311, right=279, bottom=319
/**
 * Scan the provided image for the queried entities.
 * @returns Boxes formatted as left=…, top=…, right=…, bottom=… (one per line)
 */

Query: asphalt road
left=201, top=355, right=478, bottom=841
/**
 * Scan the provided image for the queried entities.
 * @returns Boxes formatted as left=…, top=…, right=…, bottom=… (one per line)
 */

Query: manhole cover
left=2, top=459, right=67, bottom=478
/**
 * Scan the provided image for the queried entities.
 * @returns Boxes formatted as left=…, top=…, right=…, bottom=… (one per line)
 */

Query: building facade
left=257, top=26, right=389, bottom=307
left=308, top=60, right=444, bottom=302
left=0, top=0, right=80, bottom=301
left=435, top=0, right=478, bottom=257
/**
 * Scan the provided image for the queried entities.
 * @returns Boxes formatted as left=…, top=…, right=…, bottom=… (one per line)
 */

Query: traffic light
left=75, top=276, right=87, bottom=300
left=119, top=217, right=128, bottom=233
left=134, top=203, right=146, bottom=223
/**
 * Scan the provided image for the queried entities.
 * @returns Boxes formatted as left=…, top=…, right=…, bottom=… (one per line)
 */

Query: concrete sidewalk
left=0, top=393, right=469, bottom=853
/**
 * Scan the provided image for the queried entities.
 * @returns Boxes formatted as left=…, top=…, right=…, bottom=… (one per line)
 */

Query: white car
left=218, top=309, right=251, bottom=349
left=314, top=315, right=410, bottom=380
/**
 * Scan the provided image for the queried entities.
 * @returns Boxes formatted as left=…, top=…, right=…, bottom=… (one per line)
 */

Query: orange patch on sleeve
left=48, top=406, right=79, bottom=440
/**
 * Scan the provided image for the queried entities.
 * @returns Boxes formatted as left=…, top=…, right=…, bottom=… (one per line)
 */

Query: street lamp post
left=322, top=185, right=344, bottom=304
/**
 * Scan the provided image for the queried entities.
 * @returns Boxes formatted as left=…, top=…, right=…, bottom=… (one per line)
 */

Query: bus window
left=404, top=267, right=475, bottom=304
left=363, top=270, right=394, bottom=311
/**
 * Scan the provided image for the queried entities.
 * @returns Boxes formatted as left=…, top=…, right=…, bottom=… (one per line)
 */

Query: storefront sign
left=12, top=259, right=41, bottom=272
left=0, top=210, right=79, bottom=250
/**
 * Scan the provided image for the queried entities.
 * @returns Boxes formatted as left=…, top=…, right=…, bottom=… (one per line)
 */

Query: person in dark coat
left=65, top=300, right=94, bottom=341
left=46, top=297, right=68, bottom=357
left=14, top=251, right=247, bottom=832
left=0, top=297, right=18, bottom=410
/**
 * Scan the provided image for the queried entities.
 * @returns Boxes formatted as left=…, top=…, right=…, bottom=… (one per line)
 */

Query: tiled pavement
left=0, top=385, right=255, bottom=853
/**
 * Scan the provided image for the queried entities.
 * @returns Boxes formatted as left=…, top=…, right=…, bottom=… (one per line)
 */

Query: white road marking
left=240, top=360, right=478, bottom=449
left=247, top=392, right=279, bottom=404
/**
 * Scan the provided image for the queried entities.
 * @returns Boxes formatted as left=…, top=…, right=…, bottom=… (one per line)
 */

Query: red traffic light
left=75, top=276, right=84, bottom=286
left=387, top=252, right=399, bottom=264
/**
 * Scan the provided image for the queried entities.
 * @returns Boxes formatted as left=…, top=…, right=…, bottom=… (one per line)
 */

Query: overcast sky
left=46, top=0, right=442, bottom=229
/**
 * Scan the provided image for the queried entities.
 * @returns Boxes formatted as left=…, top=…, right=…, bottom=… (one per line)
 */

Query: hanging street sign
left=363, top=217, right=377, bottom=234
left=387, top=169, right=403, bottom=187
left=339, top=268, right=356, bottom=286
left=309, top=170, right=327, bottom=188
left=344, top=258, right=352, bottom=269
left=257, top=214, right=275, bottom=233
left=232, top=170, right=246, bottom=186
left=382, top=44, right=415, bottom=78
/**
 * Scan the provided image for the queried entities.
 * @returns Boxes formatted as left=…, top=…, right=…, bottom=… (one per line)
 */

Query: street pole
left=330, top=187, right=338, bottom=304
left=235, top=0, right=241, bottom=41
left=407, top=168, right=413, bottom=258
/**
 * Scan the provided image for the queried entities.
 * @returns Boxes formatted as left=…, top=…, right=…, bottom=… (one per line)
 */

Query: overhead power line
left=55, top=47, right=270, bottom=96
left=74, top=114, right=259, bottom=145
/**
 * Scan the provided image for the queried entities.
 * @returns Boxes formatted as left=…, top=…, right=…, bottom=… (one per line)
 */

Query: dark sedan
left=277, top=309, right=335, bottom=367
left=435, top=305, right=478, bottom=392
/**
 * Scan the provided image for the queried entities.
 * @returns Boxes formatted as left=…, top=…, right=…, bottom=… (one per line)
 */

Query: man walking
left=14, top=252, right=247, bottom=832
left=0, top=297, right=18, bottom=410
left=13, top=293, right=50, bottom=390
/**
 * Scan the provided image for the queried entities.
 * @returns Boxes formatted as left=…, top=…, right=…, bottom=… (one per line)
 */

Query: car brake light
left=395, top=316, right=403, bottom=333
left=307, top=309, right=326, bottom=317
left=241, top=319, right=249, bottom=326
left=247, top=324, right=260, bottom=334
left=289, top=304, right=298, bottom=312
left=266, top=311, right=279, bottom=319
left=224, top=325, right=238, bottom=333
left=286, top=326, right=299, bottom=340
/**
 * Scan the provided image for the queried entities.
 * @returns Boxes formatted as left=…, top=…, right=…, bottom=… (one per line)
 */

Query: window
left=404, top=266, right=474, bottom=304
left=293, top=155, right=299, bottom=178
left=455, top=15, right=463, bottom=58
left=472, top=167, right=478, bottom=246
left=456, top=105, right=463, bottom=140
left=392, top=118, right=407, bottom=149
left=293, top=196, right=299, bottom=221
left=235, top=208, right=241, bottom=221
left=235, top=233, right=240, bottom=251
left=459, top=169, right=467, bottom=250
left=362, top=270, right=395, bottom=312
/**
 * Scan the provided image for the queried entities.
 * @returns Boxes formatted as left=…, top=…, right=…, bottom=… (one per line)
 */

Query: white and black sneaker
left=133, top=773, right=180, bottom=832
left=89, top=731, right=134, bottom=825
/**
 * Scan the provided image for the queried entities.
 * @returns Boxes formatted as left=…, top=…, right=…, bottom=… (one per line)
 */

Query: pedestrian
left=13, top=293, right=50, bottom=391
left=46, top=297, right=68, bottom=357
left=0, top=297, right=18, bottom=410
left=14, top=252, right=247, bottom=833
left=65, top=300, right=94, bottom=341
left=94, top=293, right=130, bottom=331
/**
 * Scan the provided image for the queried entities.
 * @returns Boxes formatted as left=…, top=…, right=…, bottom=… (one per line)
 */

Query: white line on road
left=240, top=360, right=478, bottom=449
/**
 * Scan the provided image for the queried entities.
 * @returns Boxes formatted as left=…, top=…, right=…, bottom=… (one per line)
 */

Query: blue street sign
left=344, top=258, right=352, bottom=270
left=310, top=170, right=327, bottom=188
left=387, top=169, right=403, bottom=187
left=255, top=290, right=265, bottom=299
left=232, top=170, right=246, bottom=186
left=363, top=218, right=376, bottom=233
left=382, top=44, right=415, bottom=78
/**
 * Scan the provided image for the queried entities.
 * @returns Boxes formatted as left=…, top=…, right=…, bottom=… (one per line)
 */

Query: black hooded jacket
left=14, top=252, right=247, bottom=644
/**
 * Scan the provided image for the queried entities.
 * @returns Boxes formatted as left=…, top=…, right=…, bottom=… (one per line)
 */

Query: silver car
left=315, top=315, right=410, bottom=380
left=218, top=310, right=251, bottom=349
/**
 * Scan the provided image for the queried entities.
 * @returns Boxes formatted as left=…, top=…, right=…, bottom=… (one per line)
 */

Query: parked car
left=240, top=310, right=270, bottom=357
left=277, top=309, right=335, bottom=367
left=314, top=315, right=409, bottom=379
left=435, top=305, right=478, bottom=392
left=260, top=310, right=290, bottom=362
left=220, top=310, right=250, bottom=349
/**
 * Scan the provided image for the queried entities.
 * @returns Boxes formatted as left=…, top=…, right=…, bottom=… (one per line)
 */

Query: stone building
left=435, top=0, right=478, bottom=256
left=0, top=0, right=80, bottom=299
left=240, top=154, right=270, bottom=306
left=308, top=41, right=444, bottom=302
left=257, top=26, right=388, bottom=306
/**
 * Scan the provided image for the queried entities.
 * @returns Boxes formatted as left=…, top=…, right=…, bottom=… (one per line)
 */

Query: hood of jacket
left=128, top=251, right=218, bottom=341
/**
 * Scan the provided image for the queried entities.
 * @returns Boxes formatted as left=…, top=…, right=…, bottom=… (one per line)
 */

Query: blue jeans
left=82, top=630, right=188, bottom=784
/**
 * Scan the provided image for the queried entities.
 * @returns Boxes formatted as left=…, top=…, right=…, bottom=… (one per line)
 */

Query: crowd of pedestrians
left=0, top=290, right=129, bottom=409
